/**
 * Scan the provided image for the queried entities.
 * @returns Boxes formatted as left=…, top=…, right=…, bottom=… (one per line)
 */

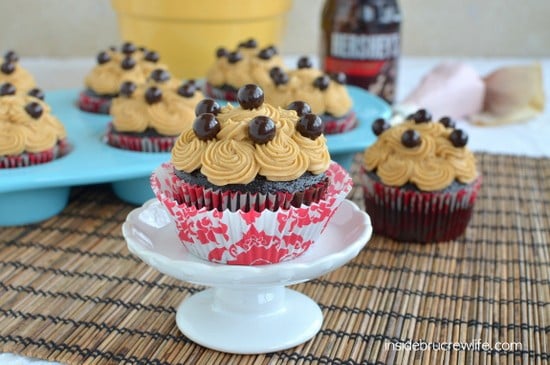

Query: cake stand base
left=176, top=287, right=322, bottom=354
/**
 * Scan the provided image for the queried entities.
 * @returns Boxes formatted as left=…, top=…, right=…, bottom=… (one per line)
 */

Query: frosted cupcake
left=79, top=42, right=167, bottom=114
left=0, top=50, right=37, bottom=92
left=362, top=110, right=481, bottom=242
left=151, top=84, right=353, bottom=265
left=0, top=83, right=69, bottom=168
left=105, top=68, right=203, bottom=152
left=204, top=38, right=285, bottom=101
left=260, top=57, right=356, bottom=134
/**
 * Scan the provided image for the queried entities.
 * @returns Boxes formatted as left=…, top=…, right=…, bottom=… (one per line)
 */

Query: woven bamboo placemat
left=0, top=153, right=549, bottom=365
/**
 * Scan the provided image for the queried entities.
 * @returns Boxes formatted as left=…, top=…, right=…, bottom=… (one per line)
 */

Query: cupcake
left=361, top=109, right=481, bottom=242
left=105, top=68, right=203, bottom=152
left=151, top=84, right=353, bottom=265
left=0, top=50, right=37, bottom=92
left=204, top=38, right=285, bottom=101
left=261, top=56, right=356, bottom=134
left=0, top=83, right=69, bottom=168
left=79, top=42, right=167, bottom=114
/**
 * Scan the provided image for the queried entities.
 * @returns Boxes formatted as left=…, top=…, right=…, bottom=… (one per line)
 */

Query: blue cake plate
left=0, top=86, right=389, bottom=226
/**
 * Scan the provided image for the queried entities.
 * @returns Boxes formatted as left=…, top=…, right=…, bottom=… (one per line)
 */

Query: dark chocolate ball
left=121, top=41, right=137, bottom=54
left=237, top=84, right=264, bottom=110
left=144, top=50, right=160, bottom=63
left=149, top=68, right=171, bottom=83
left=439, top=116, right=456, bottom=129
left=313, top=75, right=330, bottom=91
left=4, top=50, right=19, bottom=63
left=248, top=116, right=276, bottom=144
left=269, top=67, right=289, bottom=86
left=297, top=56, right=313, bottom=69
left=401, top=129, right=422, bottom=148
left=195, top=98, right=221, bottom=116
left=330, top=72, right=347, bottom=84
left=119, top=81, right=137, bottom=97
left=412, top=109, right=432, bottom=123
left=286, top=101, right=312, bottom=117
left=216, top=47, right=228, bottom=58
left=372, top=118, right=390, bottom=136
left=177, top=83, right=196, bottom=98
left=25, top=102, right=43, bottom=119
left=227, top=51, right=243, bottom=64
left=239, top=38, right=258, bottom=49
left=449, top=129, right=468, bottom=147
left=28, top=88, right=45, bottom=101
left=0, top=83, right=16, bottom=96
left=193, top=113, right=220, bottom=141
left=1, top=61, right=15, bottom=75
left=297, top=113, right=324, bottom=140
left=258, top=47, right=274, bottom=60
left=120, top=56, right=136, bottom=70
left=97, top=51, right=111, bottom=65
left=144, top=86, right=162, bottom=104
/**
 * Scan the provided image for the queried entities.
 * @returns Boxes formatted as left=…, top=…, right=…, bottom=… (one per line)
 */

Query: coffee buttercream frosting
left=206, top=40, right=285, bottom=89
left=84, top=44, right=168, bottom=96
left=172, top=85, right=331, bottom=185
left=364, top=113, right=477, bottom=191
left=0, top=87, right=66, bottom=155
left=110, top=76, right=204, bottom=136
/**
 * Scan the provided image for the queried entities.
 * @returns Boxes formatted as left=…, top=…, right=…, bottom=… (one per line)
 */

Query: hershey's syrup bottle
left=321, top=0, right=401, bottom=104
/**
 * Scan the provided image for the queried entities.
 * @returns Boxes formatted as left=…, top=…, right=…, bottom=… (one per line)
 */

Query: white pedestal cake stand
left=122, top=199, right=372, bottom=354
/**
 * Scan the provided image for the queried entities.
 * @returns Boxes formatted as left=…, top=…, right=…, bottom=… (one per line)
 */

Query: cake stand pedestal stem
left=175, top=285, right=323, bottom=354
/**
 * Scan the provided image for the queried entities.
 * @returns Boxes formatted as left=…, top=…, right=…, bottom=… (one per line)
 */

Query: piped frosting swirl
left=172, top=84, right=331, bottom=185
left=84, top=44, right=169, bottom=95
left=110, top=75, right=204, bottom=136
left=0, top=87, right=66, bottom=155
left=363, top=113, right=478, bottom=191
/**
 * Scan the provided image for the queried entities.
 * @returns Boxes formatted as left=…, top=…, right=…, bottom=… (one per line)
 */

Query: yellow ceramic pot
left=111, top=0, right=292, bottom=79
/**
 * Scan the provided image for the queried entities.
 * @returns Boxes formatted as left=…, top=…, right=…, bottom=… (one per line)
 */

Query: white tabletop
left=2, top=56, right=549, bottom=365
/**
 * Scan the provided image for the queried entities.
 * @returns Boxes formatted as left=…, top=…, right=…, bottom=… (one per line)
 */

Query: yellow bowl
left=111, top=0, right=292, bottom=79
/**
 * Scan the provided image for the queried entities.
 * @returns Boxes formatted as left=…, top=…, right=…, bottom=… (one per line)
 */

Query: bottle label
left=330, top=32, right=400, bottom=60
left=324, top=31, right=400, bottom=103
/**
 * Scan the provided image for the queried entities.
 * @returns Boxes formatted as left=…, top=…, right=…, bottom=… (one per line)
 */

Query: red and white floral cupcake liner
left=322, top=111, right=357, bottom=134
left=104, top=124, right=176, bottom=152
left=151, top=161, right=353, bottom=265
left=203, top=83, right=238, bottom=102
left=361, top=169, right=482, bottom=242
left=0, top=139, right=71, bottom=169
left=78, top=91, right=112, bottom=114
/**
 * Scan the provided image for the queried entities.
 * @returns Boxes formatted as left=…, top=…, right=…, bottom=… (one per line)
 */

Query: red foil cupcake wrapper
left=204, top=83, right=237, bottom=102
left=0, top=139, right=71, bottom=169
left=323, top=111, right=357, bottom=134
left=361, top=169, right=482, bottom=242
left=78, top=91, right=112, bottom=114
left=151, top=161, right=353, bottom=265
left=104, top=124, right=176, bottom=152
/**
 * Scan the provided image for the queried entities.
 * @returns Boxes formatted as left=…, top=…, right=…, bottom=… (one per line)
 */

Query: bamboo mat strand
left=0, top=153, right=549, bottom=364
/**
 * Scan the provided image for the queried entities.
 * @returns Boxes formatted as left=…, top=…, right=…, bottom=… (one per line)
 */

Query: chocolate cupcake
left=0, top=83, right=69, bottom=168
left=78, top=42, right=168, bottom=114
left=151, top=84, right=353, bottom=265
left=105, top=69, right=203, bottom=152
left=261, top=59, right=357, bottom=134
left=361, top=110, right=481, bottom=242
left=204, top=38, right=285, bottom=101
